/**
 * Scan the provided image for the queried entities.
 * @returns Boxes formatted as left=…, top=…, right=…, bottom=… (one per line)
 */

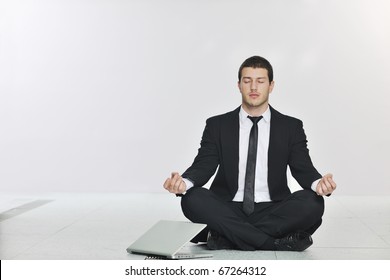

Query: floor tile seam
left=4, top=233, right=60, bottom=260
left=378, top=234, right=390, bottom=247
left=7, top=202, right=114, bottom=259
left=332, top=197, right=359, bottom=218
left=355, top=216, right=390, bottom=248
left=7, top=222, right=99, bottom=260
left=334, top=196, right=390, bottom=216
left=38, top=202, right=113, bottom=236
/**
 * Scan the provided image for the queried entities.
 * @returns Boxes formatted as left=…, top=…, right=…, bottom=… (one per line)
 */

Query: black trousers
left=181, top=187, right=325, bottom=251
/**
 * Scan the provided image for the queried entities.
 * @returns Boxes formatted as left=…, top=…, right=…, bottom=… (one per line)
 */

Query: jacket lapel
left=268, top=106, right=277, bottom=170
left=268, top=106, right=286, bottom=188
left=221, top=107, right=240, bottom=192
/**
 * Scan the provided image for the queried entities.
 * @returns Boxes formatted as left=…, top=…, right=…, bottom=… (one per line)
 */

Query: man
left=163, top=56, right=336, bottom=251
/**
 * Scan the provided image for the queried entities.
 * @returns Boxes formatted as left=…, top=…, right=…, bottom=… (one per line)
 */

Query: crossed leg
left=181, top=187, right=324, bottom=250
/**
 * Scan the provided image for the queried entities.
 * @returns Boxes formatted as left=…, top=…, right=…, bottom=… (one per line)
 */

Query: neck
left=241, top=103, right=269, bottom=117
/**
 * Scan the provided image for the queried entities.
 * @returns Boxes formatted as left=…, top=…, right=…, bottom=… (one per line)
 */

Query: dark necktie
left=243, top=116, right=263, bottom=215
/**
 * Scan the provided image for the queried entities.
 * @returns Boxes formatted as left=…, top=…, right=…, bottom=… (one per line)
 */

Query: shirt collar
left=239, top=105, right=271, bottom=125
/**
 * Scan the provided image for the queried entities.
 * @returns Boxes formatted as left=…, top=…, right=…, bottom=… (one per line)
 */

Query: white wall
left=1, top=0, right=389, bottom=194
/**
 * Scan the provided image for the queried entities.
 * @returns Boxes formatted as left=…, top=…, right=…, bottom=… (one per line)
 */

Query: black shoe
left=207, top=230, right=237, bottom=250
left=274, top=231, right=313, bottom=251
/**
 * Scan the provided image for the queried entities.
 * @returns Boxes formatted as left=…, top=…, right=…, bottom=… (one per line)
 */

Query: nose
left=250, top=81, right=258, bottom=91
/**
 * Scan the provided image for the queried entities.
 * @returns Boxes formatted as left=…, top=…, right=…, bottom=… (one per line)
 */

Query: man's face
left=238, top=67, right=274, bottom=112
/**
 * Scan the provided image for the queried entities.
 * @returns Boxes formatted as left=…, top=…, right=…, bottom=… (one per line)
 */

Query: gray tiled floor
left=0, top=192, right=389, bottom=260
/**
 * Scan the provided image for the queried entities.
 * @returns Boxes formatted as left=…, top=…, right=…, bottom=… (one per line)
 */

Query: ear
left=269, top=80, right=275, bottom=93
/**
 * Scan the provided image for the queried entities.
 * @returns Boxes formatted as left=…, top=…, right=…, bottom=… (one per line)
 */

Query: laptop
left=126, top=220, right=213, bottom=259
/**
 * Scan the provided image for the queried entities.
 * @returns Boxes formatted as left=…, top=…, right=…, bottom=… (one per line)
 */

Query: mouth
left=249, top=93, right=259, bottom=98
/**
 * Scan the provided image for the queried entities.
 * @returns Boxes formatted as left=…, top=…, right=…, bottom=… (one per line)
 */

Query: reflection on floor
left=1, top=192, right=390, bottom=260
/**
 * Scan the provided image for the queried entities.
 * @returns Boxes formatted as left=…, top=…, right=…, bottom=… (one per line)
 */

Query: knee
left=181, top=187, right=208, bottom=207
left=293, top=190, right=324, bottom=217
left=181, top=187, right=210, bottom=218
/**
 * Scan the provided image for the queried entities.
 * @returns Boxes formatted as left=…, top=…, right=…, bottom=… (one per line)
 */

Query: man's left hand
left=316, top=173, right=337, bottom=196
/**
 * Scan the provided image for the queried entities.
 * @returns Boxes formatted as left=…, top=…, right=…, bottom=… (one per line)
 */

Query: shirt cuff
left=311, top=178, right=321, bottom=192
left=182, top=178, right=194, bottom=192
left=174, top=178, right=194, bottom=197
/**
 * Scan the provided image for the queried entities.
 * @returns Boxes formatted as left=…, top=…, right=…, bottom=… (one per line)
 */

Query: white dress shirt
left=233, top=106, right=272, bottom=202
left=183, top=106, right=320, bottom=199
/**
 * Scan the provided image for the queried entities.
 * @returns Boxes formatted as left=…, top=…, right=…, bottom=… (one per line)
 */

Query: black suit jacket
left=182, top=106, right=322, bottom=202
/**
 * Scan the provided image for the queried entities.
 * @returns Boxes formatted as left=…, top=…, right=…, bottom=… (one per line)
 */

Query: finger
left=327, top=177, right=337, bottom=190
left=321, top=178, right=332, bottom=194
left=171, top=172, right=180, bottom=179
left=170, top=178, right=186, bottom=194
left=169, top=173, right=178, bottom=187
left=163, top=178, right=171, bottom=190
left=164, top=177, right=178, bottom=192
left=316, top=183, right=324, bottom=196
left=324, top=178, right=336, bottom=191
left=176, top=177, right=185, bottom=192
left=322, top=187, right=331, bottom=195
left=171, top=173, right=181, bottom=185
left=324, top=173, right=333, bottom=179
left=321, top=183, right=328, bottom=195
left=166, top=173, right=179, bottom=191
left=323, top=180, right=336, bottom=195
left=173, top=178, right=183, bottom=191
left=323, top=174, right=335, bottom=190
left=323, top=178, right=332, bottom=191
left=178, top=181, right=186, bottom=193
left=324, top=177, right=337, bottom=192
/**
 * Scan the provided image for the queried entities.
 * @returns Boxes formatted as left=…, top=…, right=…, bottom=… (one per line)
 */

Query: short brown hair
left=238, top=56, right=273, bottom=82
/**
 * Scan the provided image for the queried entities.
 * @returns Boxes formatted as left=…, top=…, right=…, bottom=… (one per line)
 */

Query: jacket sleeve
left=182, top=118, right=220, bottom=188
left=288, top=120, right=322, bottom=190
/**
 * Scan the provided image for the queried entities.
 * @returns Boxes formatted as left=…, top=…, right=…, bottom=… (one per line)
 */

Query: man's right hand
left=163, top=172, right=187, bottom=194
